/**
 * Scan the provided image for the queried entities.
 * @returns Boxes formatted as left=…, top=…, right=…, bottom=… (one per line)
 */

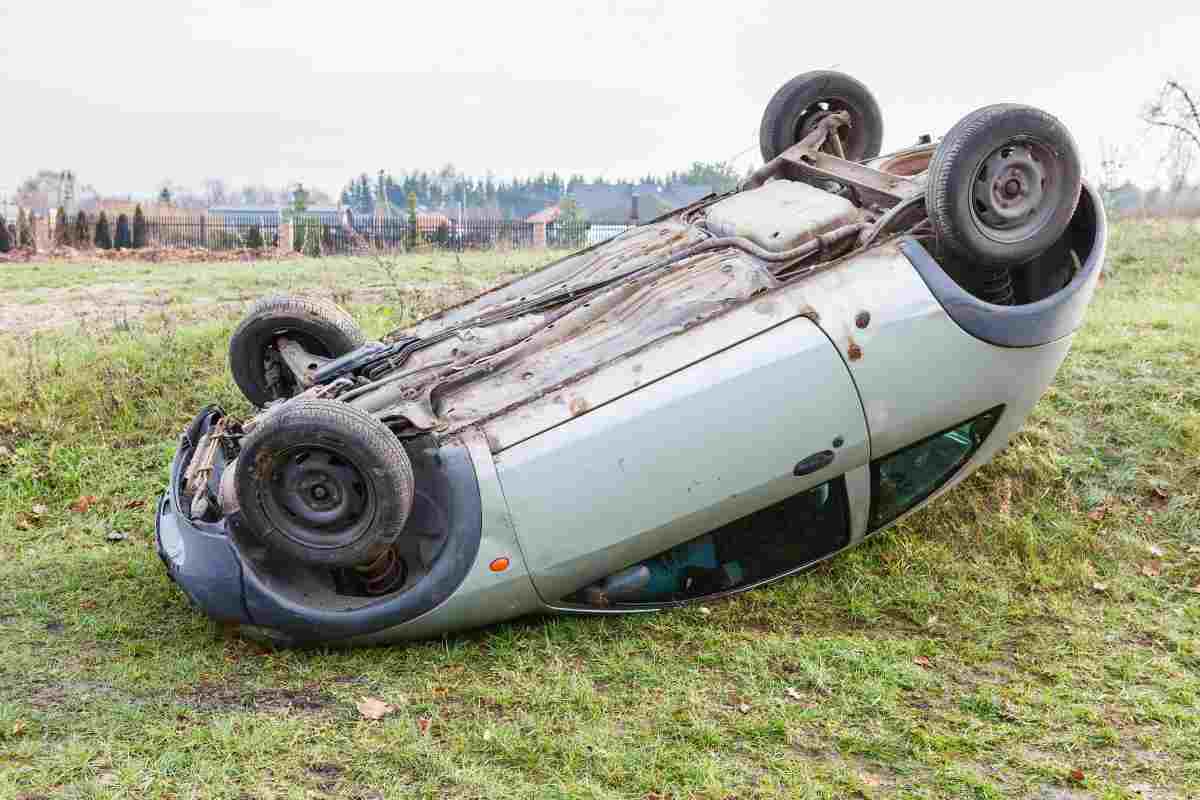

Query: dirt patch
left=22, top=680, right=140, bottom=711
left=180, top=681, right=335, bottom=714
left=0, top=246, right=293, bottom=265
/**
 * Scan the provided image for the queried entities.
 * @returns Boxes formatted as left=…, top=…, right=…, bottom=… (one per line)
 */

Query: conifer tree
left=245, top=224, right=264, bottom=250
left=94, top=212, right=113, bottom=249
left=0, top=217, right=10, bottom=253
left=114, top=213, right=132, bottom=249
left=16, top=209, right=30, bottom=247
left=55, top=206, right=69, bottom=246
left=132, top=204, right=147, bottom=249
left=74, top=211, right=90, bottom=249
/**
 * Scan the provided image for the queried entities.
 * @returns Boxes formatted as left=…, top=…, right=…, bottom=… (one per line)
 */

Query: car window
left=567, top=477, right=849, bottom=607
left=869, top=407, right=1003, bottom=530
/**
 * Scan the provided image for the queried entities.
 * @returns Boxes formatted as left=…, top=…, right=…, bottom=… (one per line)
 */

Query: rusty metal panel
left=406, top=222, right=707, bottom=340
left=704, top=181, right=860, bottom=252
left=436, top=249, right=781, bottom=442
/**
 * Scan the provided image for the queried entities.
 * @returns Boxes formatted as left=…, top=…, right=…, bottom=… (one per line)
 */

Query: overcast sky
left=1, top=0, right=1197, bottom=200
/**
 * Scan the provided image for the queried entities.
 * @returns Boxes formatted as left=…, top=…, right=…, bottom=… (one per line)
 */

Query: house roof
left=527, top=205, right=561, bottom=223
left=566, top=183, right=714, bottom=222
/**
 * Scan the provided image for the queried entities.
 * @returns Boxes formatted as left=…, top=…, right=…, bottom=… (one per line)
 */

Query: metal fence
left=144, top=216, right=280, bottom=249
left=308, top=216, right=634, bottom=254
left=61, top=213, right=635, bottom=253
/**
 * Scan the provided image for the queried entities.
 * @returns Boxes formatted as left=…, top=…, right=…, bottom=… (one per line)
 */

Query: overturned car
left=157, top=71, right=1106, bottom=645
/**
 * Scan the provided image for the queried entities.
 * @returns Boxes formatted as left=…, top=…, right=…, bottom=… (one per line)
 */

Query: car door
left=492, top=315, right=869, bottom=604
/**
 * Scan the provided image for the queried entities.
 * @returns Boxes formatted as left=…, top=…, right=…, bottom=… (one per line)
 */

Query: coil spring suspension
left=976, top=266, right=1014, bottom=305
left=353, top=545, right=407, bottom=596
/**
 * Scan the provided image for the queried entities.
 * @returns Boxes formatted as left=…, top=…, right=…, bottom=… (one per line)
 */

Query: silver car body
left=158, top=158, right=1105, bottom=645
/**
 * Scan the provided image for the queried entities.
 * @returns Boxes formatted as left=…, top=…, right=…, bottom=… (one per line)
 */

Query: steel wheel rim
left=261, top=444, right=376, bottom=550
left=969, top=138, right=1063, bottom=245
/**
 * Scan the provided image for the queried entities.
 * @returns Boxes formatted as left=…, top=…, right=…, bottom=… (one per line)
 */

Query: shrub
left=244, top=224, right=264, bottom=250
left=54, top=206, right=69, bottom=246
left=74, top=212, right=90, bottom=249
left=132, top=205, right=147, bottom=249
left=303, top=219, right=322, bottom=257
left=94, top=212, right=113, bottom=250
left=293, top=218, right=306, bottom=253
left=0, top=217, right=10, bottom=253
left=114, top=213, right=132, bottom=249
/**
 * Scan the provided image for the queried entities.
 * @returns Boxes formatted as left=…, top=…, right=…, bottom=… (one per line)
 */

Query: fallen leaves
left=355, top=697, right=397, bottom=720
left=784, top=686, right=804, bottom=701
left=1068, top=767, right=1086, bottom=784
left=15, top=503, right=49, bottom=530
left=124, top=499, right=147, bottom=510
left=11, top=720, right=26, bottom=737
left=70, top=495, right=99, bottom=513
left=1141, top=561, right=1163, bottom=578
left=913, top=656, right=933, bottom=668
left=1092, top=582, right=1108, bottom=593
left=736, top=703, right=751, bottom=714
left=105, top=531, right=128, bottom=543
left=1148, top=486, right=1169, bottom=510
left=416, top=717, right=432, bottom=736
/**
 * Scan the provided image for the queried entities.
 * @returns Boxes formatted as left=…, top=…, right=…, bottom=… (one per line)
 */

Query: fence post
left=532, top=221, right=546, bottom=249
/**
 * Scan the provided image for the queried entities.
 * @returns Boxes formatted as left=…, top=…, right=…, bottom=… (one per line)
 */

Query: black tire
left=759, top=70, right=884, bottom=163
left=926, top=104, right=1081, bottom=267
left=235, top=400, right=415, bottom=568
left=229, top=294, right=365, bottom=407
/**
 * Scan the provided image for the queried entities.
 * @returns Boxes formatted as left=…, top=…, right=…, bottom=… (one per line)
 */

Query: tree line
left=0, top=205, right=153, bottom=253
left=339, top=161, right=743, bottom=219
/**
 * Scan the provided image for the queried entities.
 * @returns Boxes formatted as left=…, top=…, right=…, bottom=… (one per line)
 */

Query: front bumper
left=155, top=406, right=254, bottom=626
left=156, top=405, right=501, bottom=645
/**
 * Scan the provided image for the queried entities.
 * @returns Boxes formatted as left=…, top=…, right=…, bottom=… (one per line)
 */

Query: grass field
left=0, top=224, right=1198, bottom=800
left=0, top=250, right=562, bottom=335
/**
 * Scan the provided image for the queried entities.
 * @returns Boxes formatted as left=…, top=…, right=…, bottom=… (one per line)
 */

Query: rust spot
left=253, top=449, right=276, bottom=480
left=847, top=340, right=863, bottom=361
left=569, top=397, right=590, bottom=416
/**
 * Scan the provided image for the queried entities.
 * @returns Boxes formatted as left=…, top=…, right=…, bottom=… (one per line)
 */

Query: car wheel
left=229, top=294, right=365, bottom=407
left=926, top=104, right=1081, bottom=268
left=759, top=70, right=884, bottom=163
left=235, top=399, right=415, bottom=568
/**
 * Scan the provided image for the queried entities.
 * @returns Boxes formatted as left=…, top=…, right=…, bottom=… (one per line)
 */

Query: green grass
left=1, top=224, right=1198, bottom=799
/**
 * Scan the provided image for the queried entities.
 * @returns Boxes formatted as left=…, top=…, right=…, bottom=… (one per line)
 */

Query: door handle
left=793, top=450, right=835, bottom=477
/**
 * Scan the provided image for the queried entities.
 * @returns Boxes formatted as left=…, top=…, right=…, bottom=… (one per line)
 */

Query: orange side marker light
left=489, top=557, right=511, bottom=573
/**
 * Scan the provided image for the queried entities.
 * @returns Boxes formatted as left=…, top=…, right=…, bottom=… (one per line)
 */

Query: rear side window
left=869, top=407, right=1002, bottom=530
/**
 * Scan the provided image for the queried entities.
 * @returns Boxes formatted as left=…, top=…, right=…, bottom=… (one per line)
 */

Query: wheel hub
left=266, top=446, right=371, bottom=544
left=971, top=140, right=1060, bottom=244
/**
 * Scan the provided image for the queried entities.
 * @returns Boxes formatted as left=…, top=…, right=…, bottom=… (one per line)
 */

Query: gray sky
left=2, top=0, right=1197, bottom=199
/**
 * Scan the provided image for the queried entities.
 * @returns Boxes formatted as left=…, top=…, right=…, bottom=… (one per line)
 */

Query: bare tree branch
left=1140, top=116, right=1200, bottom=152
left=1167, top=80, right=1200, bottom=133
